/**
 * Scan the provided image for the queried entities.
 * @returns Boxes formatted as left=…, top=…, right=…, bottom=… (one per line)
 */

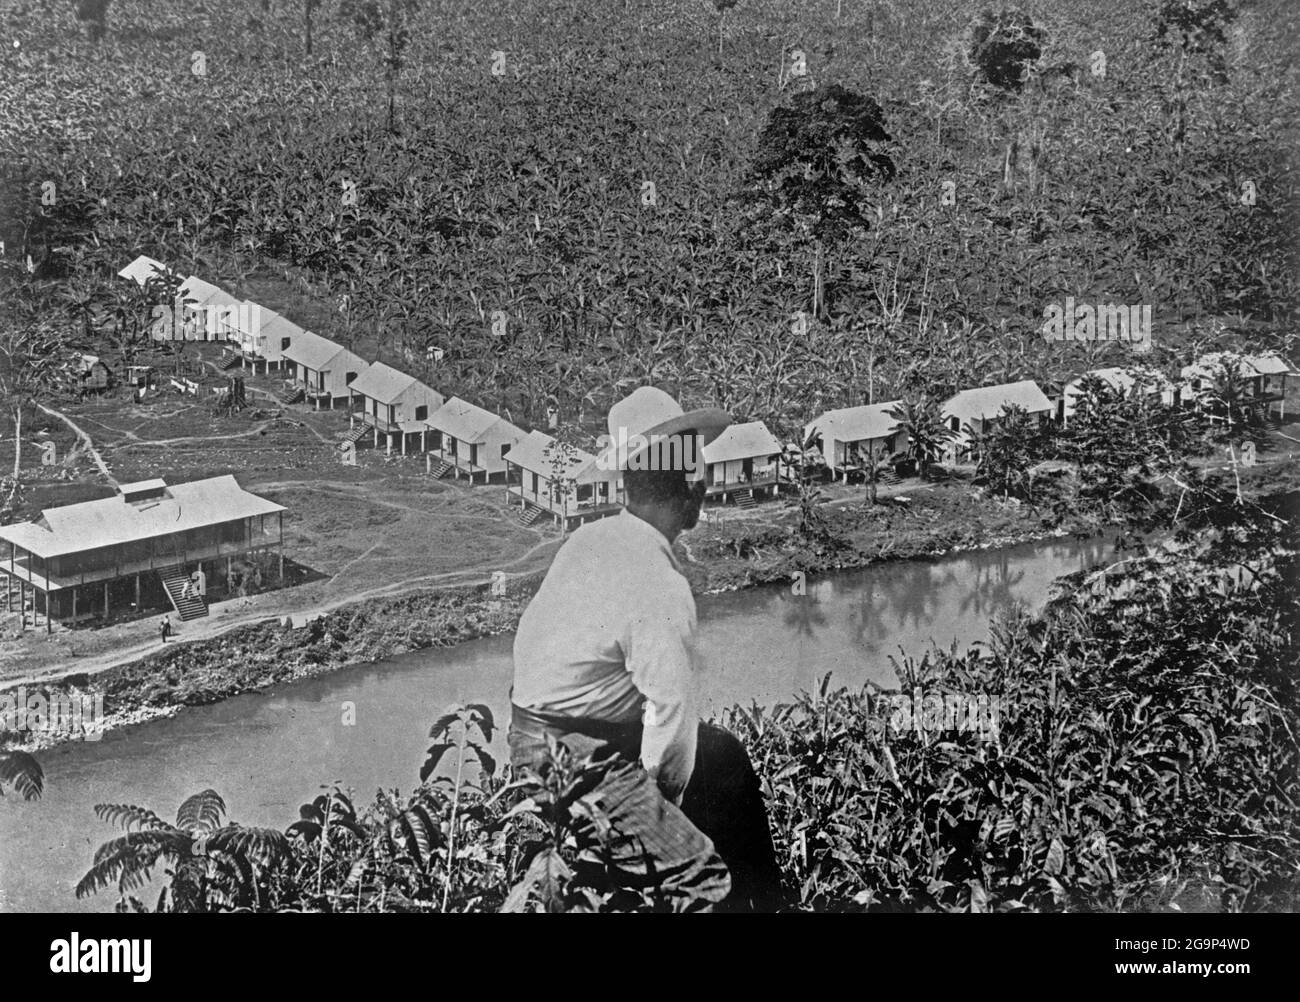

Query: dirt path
left=36, top=403, right=115, bottom=486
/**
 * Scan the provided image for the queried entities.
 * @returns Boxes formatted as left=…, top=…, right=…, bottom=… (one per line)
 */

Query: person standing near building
left=160, top=615, right=171, bottom=644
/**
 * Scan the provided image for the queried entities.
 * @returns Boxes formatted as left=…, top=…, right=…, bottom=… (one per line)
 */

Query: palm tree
left=77, top=790, right=291, bottom=910
left=0, top=748, right=43, bottom=800
left=887, top=395, right=953, bottom=477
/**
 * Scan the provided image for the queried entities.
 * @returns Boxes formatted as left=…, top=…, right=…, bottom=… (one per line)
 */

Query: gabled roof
left=505, top=430, right=609, bottom=482
left=702, top=421, right=783, bottom=464
left=348, top=362, right=419, bottom=403
left=282, top=330, right=361, bottom=372
left=805, top=401, right=903, bottom=444
left=0, top=476, right=285, bottom=560
left=1246, top=352, right=1296, bottom=376
left=179, top=276, right=240, bottom=309
left=118, top=255, right=170, bottom=286
left=943, top=381, right=1053, bottom=423
left=1182, top=351, right=1297, bottom=381
left=428, top=397, right=523, bottom=444
left=1066, top=366, right=1172, bottom=394
left=76, top=353, right=103, bottom=372
left=260, top=308, right=306, bottom=341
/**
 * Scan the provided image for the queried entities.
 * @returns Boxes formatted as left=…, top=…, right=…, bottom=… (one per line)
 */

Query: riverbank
left=4, top=455, right=1297, bottom=752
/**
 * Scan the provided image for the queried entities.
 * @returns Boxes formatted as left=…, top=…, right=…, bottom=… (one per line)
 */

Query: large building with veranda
left=0, top=476, right=286, bottom=631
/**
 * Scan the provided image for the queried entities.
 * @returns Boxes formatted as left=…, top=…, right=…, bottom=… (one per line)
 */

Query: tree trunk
left=11, top=404, right=22, bottom=484
left=812, top=238, right=824, bottom=318
left=305, top=2, right=313, bottom=55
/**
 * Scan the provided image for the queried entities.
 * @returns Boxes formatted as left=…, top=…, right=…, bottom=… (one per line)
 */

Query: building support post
left=45, top=590, right=51, bottom=634
left=104, top=580, right=110, bottom=619
left=72, top=587, right=77, bottom=623
left=135, top=573, right=141, bottom=611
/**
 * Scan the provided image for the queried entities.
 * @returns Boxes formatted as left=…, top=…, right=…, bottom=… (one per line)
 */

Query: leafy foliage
left=0, top=748, right=44, bottom=800
left=971, top=403, right=1043, bottom=500
left=888, top=395, right=953, bottom=477
left=968, top=8, right=1046, bottom=91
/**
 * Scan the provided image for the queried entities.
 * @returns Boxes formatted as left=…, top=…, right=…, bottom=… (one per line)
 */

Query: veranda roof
left=943, top=381, right=1053, bottom=424
left=805, top=401, right=903, bottom=445
left=701, top=421, right=783, bottom=464
left=0, top=476, right=285, bottom=560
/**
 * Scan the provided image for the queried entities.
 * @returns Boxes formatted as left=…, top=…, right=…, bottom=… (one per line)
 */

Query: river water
left=0, top=532, right=1120, bottom=912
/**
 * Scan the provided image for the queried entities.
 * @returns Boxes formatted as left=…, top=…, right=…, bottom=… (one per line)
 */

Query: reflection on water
left=0, top=533, right=1120, bottom=912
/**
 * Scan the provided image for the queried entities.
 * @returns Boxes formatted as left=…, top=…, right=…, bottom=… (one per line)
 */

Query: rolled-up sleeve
left=621, top=582, right=699, bottom=802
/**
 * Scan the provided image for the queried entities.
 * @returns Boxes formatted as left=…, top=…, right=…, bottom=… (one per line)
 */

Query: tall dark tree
left=969, top=8, right=1046, bottom=91
left=711, top=0, right=737, bottom=56
left=304, top=0, right=320, bottom=55
left=340, top=0, right=419, bottom=132
left=745, top=84, right=895, bottom=318
left=73, top=0, right=111, bottom=43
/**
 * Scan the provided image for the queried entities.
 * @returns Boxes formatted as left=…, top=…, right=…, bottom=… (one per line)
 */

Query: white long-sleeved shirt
left=511, top=510, right=699, bottom=801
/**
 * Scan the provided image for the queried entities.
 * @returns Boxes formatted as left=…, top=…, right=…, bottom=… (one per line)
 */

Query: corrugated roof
left=1066, top=367, right=1172, bottom=394
left=943, top=381, right=1052, bottom=424
left=1182, top=351, right=1296, bottom=381
left=804, top=401, right=903, bottom=445
left=118, top=255, right=170, bottom=285
left=1246, top=353, right=1295, bottom=376
left=282, top=330, right=361, bottom=372
left=259, top=308, right=306, bottom=342
left=702, top=421, right=783, bottom=464
left=0, top=476, right=285, bottom=560
left=505, top=430, right=608, bottom=481
left=179, top=276, right=240, bottom=309
left=348, top=362, right=418, bottom=402
left=428, top=397, right=522, bottom=444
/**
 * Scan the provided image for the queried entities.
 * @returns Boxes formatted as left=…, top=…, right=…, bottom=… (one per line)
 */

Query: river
left=0, top=532, right=1121, bottom=912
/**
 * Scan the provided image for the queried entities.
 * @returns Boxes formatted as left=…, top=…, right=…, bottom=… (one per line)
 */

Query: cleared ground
left=0, top=352, right=555, bottom=684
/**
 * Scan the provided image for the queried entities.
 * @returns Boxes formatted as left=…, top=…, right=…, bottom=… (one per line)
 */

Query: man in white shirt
left=509, top=387, right=783, bottom=912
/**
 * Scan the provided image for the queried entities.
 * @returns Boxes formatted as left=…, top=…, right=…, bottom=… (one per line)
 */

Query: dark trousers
left=509, top=707, right=784, bottom=912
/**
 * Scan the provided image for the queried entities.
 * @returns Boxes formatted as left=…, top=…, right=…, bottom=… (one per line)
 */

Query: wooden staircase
left=341, top=424, right=369, bottom=445
left=281, top=385, right=306, bottom=405
left=877, top=468, right=902, bottom=487
left=429, top=458, right=454, bottom=479
left=516, top=503, right=544, bottom=526
left=733, top=488, right=757, bottom=510
left=157, top=565, right=208, bottom=621
left=217, top=353, right=242, bottom=371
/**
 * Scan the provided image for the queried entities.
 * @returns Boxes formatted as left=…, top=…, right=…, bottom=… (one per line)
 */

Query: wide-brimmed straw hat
left=596, top=386, right=730, bottom=472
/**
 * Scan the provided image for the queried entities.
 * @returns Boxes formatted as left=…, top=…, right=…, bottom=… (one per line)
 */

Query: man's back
left=512, top=510, right=699, bottom=797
